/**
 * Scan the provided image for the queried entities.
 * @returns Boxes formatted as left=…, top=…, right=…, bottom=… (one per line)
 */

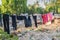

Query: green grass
left=0, top=28, right=18, bottom=40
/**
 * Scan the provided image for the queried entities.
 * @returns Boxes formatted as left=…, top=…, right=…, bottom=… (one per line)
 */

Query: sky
left=27, top=0, right=37, bottom=6
left=27, top=0, right=49, bottom=8
left=27, top=0, right=46, bottom=8
left=0, top=0, right=2, bottom=5
left=27, top=0, right=50, bottom=5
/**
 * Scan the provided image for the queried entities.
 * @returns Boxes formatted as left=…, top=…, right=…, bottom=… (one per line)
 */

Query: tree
left=14, top=0, right=27, bottom=15
left=55, top=0, right=60, bottom=13
left=1, top=0, right=27, bottom=15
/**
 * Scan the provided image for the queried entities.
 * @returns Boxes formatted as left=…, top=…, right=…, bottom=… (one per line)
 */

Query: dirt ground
left=15, top=18, right=60, bottom=33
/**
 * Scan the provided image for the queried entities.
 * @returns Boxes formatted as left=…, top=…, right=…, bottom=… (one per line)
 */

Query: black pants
left=11, top=15, right=17, bottom=30
left=0, top=14, right=2, bottom=26
left=17, top=16, right=24, bottom=20
left=24, top=16, right=32, bottom=27
left=33, top=16, right=37, bottom=27
left=3, top=14, right=10, bottom=34
left=17, top=16, right=32, bottom=27
left=28, top=16, right=32, bottom=27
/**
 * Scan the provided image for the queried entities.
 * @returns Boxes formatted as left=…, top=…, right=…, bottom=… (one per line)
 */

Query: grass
left=0, top=28, right=18, bottom=40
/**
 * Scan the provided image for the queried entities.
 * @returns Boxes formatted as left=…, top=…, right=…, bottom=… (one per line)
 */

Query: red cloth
left=42, top=12, right=53, bottom=24
left=42, top=14, right=48, bottom=24
left=47, top=12, right=53, bottom=21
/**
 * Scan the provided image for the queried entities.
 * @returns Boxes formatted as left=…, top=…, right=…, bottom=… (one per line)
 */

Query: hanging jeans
left=24, top=16, right=32, bottom=27
left=33, top=16, right=37, bottom=27
left=3, top=14, right=10, bottom=34
left=0, top=14, right=2, bottom=26
left=11, top=15, right=17, bottom=30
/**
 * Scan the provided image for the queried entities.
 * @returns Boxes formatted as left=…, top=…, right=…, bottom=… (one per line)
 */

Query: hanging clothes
left=42, top=14, right=48, bottom=24
left=3, top=14, right=10, bottom=34
left=11, top=15, right=17, bottom=30
left=0, top=14, right=2, bottom=26
left=47, top=12, right=53, bottom=21
left=17, top=16, right=24, bottom=20
left=37, top=14, right=43, bottom=23
left=24, top=16, right=32, bottom=27
left=33, top=15, right=37, bottom=27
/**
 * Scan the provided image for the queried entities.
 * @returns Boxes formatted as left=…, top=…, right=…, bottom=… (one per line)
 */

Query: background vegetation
left=0, top=28, right=18, bottom=40
left=0, top=0, right=60, bottom=15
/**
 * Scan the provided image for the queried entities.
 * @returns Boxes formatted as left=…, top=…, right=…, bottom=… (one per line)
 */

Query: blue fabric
left=24, top=16, right=32, bottom=27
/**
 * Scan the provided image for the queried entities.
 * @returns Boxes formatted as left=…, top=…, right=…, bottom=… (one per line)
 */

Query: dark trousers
left=3, top=14, right=10, bottom=34
left=17, top=16, right=24, bottom=20
left=24, top=16, right=32, bottom=27
left=0, top=14, right=2, bottom=26
left=11, top=15, right=17, bottom=30
left=33, top=16, right=37, bottom=27
left=28, top=16, right=32, bottom=27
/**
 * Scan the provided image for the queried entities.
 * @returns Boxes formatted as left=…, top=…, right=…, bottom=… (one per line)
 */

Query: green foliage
left=49, top=7, right=55, bottom=12
left=36, top=7, right=44, bottom=14
left=15, top=0, right=27, bottom=15
left=27, top=6, right=34, bottom=15
left=0, top=28, right=18, bottom=40
left=1, top=0, right=27, bottom=15
left=1, top=0, right=60, bottom=14
left=0, top=6, right=1, bottom=14
left=27, top=5, right=44, bottom=14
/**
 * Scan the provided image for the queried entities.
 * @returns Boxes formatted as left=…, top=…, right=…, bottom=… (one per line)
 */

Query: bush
left=0, top=28, right=18, bottom=40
